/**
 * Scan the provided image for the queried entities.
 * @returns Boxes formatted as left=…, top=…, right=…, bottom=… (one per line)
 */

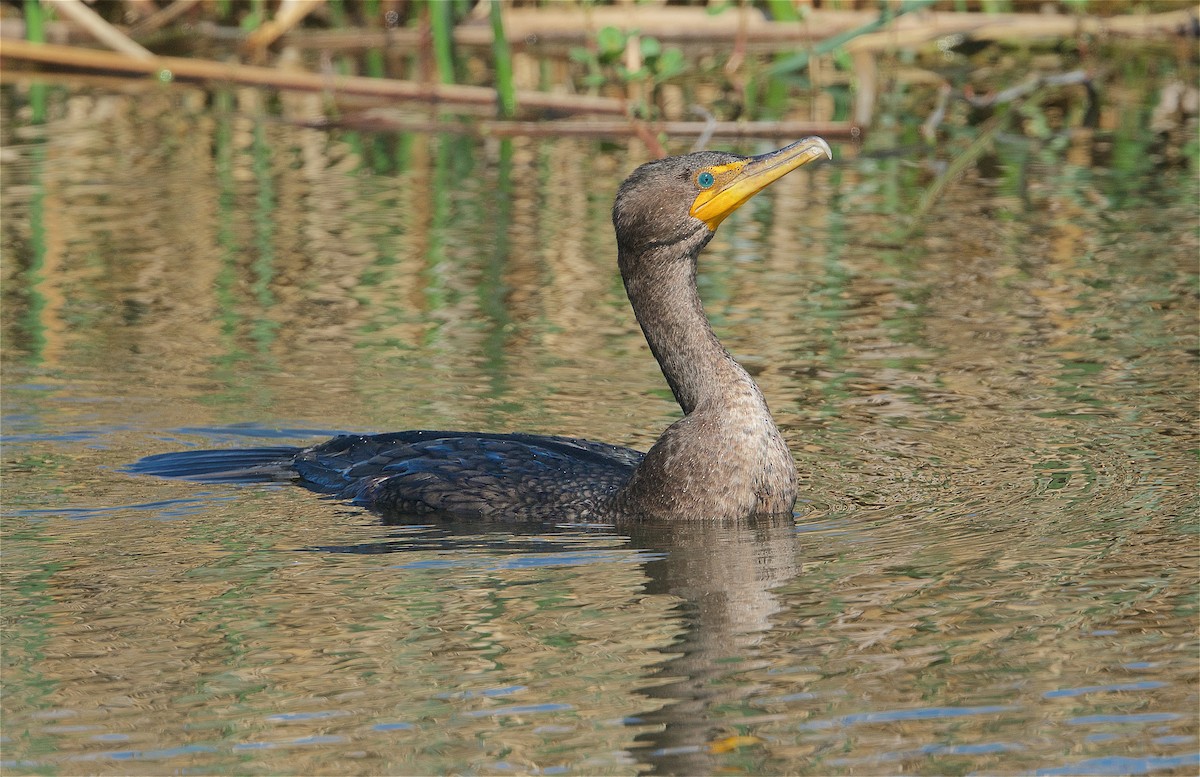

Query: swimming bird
left=131, top=138, right=832, bottom=521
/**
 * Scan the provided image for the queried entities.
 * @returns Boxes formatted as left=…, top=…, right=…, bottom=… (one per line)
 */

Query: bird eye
left=696, top=171, right=715, bottom=189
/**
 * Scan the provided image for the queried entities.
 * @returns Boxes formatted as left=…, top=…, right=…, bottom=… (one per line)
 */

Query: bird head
left=612, top=137, right=832, bottom=259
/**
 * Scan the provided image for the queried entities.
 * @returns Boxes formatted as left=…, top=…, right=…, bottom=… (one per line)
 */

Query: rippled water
left=2, top=80, right=1197, bottom=776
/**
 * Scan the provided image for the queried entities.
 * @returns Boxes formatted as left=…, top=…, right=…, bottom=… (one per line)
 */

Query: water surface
left=1, top=80, right=1196, bottom=775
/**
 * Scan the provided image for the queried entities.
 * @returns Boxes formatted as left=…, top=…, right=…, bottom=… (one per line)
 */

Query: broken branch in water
left=914, top=69, right=1100, bottom=224
left=912, top=76, right=1076, bottom=233
left=922, top=70, right=1093, bottom=138
left=922, top=82, right=953, bottom=143
left=912, top=105, right=1011, bottom=232
left=965, top=70, right=1091, bottom=109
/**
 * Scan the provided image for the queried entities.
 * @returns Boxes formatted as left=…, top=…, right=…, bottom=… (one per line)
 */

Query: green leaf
left=597, top=26, right=626, bottom=57
left=640, top=35, right=662, bottom=59
left=568, top=46, right=595, bottom=65
left=240, top=10, right=263, bottom=31
left=654, top=48, right=686, bottom=81
left=764, top=0, right=802, bottom=22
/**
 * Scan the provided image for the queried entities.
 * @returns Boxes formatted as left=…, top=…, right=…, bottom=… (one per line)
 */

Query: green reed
left=429, top=0, right=457, bottom=85
left=490, top=0, right=517, bottom=117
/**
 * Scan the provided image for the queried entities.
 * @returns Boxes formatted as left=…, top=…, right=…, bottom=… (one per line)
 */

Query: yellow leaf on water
left=708, top=735, right=763, bottom=753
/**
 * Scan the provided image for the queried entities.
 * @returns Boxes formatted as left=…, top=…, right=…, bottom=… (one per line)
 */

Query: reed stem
left=490, top=0, right=516, bottom=117
left=429, top=0, right=456, bottom=85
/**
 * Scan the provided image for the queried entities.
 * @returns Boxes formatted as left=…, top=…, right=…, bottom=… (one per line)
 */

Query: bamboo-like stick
left=49, top=0, right=154, bottom=59
left=0, top=38, right=628, bottom=116
left=845, top=6, right=1199, bottom=53
left=0, top=64, right=729, bottom=141
left=299, top=113, right=859, bottom=142
left=481, top=119, right=859, bottom=141
left=852, top=50, right=877, bottom=128
left=8, top=6, right=1192, bottom=55
left=243, top=0, right=321, bottom=57
left=247, top=6, right=1196, bottom=51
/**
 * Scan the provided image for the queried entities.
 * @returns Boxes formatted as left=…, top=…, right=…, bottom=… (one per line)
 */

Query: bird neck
left=615, top=239, right=798, bottom=520
left=622, top=246, right=754, bottom=415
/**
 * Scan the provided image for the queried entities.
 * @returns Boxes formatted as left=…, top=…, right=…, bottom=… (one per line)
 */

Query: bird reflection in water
left=626, top=515, right=799, bottom=775
left=310, top=512, right=801, bottom=776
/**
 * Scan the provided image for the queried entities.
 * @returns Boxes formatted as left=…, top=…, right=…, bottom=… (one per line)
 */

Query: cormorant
left=131, top=138, right=832, bottom=521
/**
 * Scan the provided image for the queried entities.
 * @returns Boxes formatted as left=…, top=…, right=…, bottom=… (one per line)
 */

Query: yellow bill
left=690, top=137, right=832, bottom=230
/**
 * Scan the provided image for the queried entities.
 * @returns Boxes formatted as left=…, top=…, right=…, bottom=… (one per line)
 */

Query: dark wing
left=295, top=431, right=644, bottom=520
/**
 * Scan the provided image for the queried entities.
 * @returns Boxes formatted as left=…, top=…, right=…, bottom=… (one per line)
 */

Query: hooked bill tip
left=807, top=136, right=833, bottom=161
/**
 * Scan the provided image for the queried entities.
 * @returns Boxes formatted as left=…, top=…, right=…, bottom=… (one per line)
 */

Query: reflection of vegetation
left=3, top=528, right=62, bottom=777
left=250, top=123, right=279, bottom=351
left=16, top=144, right=48, bottom=363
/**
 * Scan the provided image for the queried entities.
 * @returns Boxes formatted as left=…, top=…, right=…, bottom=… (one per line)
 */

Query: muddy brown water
left=1, top=82, right=1196, bottom=776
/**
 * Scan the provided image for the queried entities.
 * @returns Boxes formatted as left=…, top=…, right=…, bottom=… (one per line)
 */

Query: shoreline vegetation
left=2, top=3, right=1195, bottom=129
left=2, top=1, right=1195, bottom=217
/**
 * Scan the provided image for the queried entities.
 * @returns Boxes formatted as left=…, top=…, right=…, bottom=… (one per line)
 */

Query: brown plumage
left=130, top=138, right=832, bottom=521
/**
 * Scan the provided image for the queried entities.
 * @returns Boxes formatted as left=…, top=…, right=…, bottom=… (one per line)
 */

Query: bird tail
left=127, top=447, right=302, bottom=483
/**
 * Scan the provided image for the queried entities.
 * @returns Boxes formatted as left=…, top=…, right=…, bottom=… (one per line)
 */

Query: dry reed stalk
left=852, top=50, right=877, bottom=127
left=299, top=112, right=858, bottom=142
left=120, top=0, right=159, bottom=20
left=127, top=0, right=203, bottom=38
left=482, top=119, right=859, bottom=141
left=50, top=0, right=153, bottom=59
left=845, top=6, right=1198, bottom=54
left=180, top=8, right=855, bottom=52
left=249, top=6, right=1198, bottom=52
left=10, top=6, right=1191, bottom=57
left=243, top=0, right=322, bottom=58
left=0, top=38, right=628, bottom=116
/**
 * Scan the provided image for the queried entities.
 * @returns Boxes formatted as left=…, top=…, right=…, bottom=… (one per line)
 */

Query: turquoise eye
left=697, top=171, right=715, bottom=189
